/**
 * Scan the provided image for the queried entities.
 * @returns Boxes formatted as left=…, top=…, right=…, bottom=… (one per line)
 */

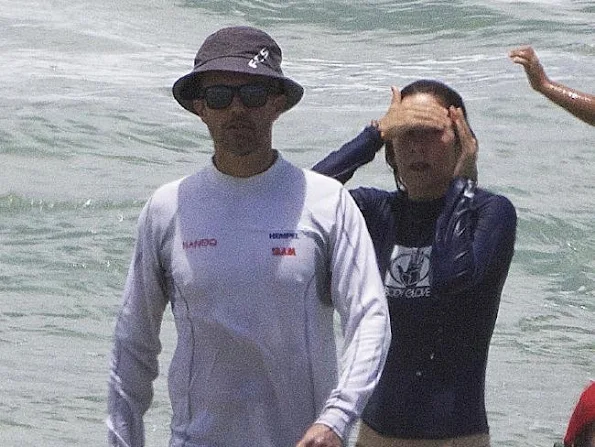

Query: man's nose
left=228, top=93, right=247, bottom=110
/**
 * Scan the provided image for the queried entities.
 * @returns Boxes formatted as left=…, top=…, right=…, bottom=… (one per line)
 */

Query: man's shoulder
left=150, top=165, right=213, bottom=201
left=144, top=174, right=197, bottom=219
left=349, top=186, right=395, bottom=201
left=151, top=177, right=186, bottom=203
left=299, top=165, right=397, bottom=212
left=302, top=167, right=344, bottom=190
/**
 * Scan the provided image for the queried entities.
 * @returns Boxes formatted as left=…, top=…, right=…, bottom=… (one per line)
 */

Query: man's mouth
left=226, top=120, right=254, bottom=131
left=227, top=124, right=252, bottom=131
left=409, top=162, right=431, bottom=172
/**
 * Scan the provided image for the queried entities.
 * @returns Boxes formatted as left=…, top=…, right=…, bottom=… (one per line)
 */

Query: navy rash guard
left=312, top=126, right=517, bottom=439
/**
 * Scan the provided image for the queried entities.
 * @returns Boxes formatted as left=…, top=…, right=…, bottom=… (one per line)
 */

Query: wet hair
left=384, top=79, right=474, bottom=191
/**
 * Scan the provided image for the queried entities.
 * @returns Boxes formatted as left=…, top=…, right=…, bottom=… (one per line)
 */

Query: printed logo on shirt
left=182, top=238, right=217, bottom=250
left=385, top=246, right=431, bottom=299
left=269, top=232, right=299, bottom=240
left=272, top=247, right=296, bottom=256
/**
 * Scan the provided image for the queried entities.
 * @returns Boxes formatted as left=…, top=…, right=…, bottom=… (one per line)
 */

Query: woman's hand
left=509, top=46, right=549, bottom=92
left=378, top=86, right=450, bottom=141
left=450, top=106, right=478, bottom=182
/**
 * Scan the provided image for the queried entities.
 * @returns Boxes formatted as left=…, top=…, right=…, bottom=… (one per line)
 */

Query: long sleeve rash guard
left=312, top=126, right=517, bottom=439
left=107, top=154, right=391, bottom=447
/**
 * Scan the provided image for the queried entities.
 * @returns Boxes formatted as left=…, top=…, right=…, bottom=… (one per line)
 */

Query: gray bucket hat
left=172, top=26, right=304, bottom=115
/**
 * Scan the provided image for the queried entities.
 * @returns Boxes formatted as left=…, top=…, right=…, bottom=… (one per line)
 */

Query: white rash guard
left=107, top=154, right=391, bottom=447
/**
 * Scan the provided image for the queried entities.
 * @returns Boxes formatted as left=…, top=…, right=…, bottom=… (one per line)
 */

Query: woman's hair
left=385, top=79, right=474, bottom=190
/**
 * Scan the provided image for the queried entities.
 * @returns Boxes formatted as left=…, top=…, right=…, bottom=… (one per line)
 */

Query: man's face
left=192, top=71, right=286, bottom=156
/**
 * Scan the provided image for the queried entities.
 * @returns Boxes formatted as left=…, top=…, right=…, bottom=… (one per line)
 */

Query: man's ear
left=192, top=99, right=205, bottom=117
left=271, top=93, right=287, bottom=119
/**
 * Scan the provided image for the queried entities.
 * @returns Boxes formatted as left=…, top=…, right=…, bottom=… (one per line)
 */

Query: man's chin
left=223, top=142, right=258, bottom=157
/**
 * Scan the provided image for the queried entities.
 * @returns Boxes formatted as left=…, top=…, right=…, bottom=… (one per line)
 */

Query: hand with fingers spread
left=379, top=86, right=451, bottom=141
left=450, top=105, right=478, bottom=182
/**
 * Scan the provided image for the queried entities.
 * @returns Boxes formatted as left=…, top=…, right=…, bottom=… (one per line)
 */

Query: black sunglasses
left=198, top=83, right=283, bottom=110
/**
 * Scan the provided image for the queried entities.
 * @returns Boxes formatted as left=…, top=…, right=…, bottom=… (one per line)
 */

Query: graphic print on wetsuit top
left=384, top=245, right=431, bottom=300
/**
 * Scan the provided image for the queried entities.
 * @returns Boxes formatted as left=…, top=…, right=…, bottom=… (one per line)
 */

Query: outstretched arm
left=509, top=46, right=595, bottom=126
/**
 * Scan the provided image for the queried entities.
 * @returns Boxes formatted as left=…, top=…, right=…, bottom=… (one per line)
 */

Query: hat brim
left=172, top=57, right=304, bottom=115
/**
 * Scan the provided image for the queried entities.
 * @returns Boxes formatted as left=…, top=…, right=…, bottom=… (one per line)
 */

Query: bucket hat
left=172, top=26, right=304, bottom=115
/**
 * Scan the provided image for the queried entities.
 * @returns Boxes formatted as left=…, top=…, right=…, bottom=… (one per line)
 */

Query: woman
left=312, top=80, right=517, bottom=447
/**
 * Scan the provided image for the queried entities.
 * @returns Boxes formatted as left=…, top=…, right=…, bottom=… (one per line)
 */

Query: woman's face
left=387, top=92, right=459, bottom=200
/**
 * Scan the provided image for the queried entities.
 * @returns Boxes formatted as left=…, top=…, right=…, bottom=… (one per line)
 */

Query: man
left=107, top=26, right=391, bottom=447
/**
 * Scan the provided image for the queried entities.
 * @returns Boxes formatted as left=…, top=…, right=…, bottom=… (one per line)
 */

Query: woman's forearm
left=537, top=79, right=595, bottom=126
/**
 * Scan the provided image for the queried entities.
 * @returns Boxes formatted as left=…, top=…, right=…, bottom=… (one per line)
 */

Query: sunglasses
left=198, top=83, right=283, bottom=110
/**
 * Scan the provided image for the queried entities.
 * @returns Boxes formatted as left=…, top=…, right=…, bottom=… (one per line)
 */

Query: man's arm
left=107, top=199, right=169, bottom=447
left=311, top=126, right=384, bottom=184
left=300, top=188, right=390, bottom=446
left=509, top=46, right=595, bottom=126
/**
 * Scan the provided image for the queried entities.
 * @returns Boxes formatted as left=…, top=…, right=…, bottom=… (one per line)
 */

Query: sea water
left=0, top=0, right=594, bottom=446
